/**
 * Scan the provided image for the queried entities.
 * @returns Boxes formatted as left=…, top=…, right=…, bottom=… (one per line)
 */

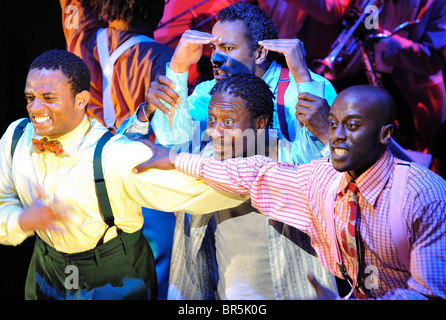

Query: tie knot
left=32, top=137, right=65, bottom=156
left=347, top=181, right=359, bottom=195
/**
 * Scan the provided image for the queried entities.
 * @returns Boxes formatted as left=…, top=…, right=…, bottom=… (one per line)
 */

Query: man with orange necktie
left=136, top=85, right=446, bottom=299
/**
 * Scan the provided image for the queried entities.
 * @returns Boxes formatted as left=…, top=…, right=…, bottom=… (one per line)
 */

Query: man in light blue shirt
left=132, top=72, right=338, bottom=300
left=125, top=2, right=337, bottom=164
left=119, top=3, right=340, bottom=300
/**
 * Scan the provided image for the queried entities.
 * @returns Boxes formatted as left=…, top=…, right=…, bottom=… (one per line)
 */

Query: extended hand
left=258, top=38, right=311, bottom=83
left=133, top=140, right=176, bottom=173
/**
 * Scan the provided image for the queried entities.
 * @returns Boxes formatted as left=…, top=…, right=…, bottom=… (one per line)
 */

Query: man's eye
left=25, top=96, right=34, bottom=103
left=347, top=123, right=359, bottom=130
left=43, top=95, right=56, bottom=101
left=224, top=46, right=233, bottom=51
left=224, top=119, right=233, bottom=126
left=329, top=120, right=337, bottom=129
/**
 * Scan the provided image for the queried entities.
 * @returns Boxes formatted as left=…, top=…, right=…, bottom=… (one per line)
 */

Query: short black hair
left=218, top=3, right=278, bottom=62
left=29, top=49, right=91, bottom=96
left=210, top=73, right=275, bottom=128
left=86, top=0, right=165, bottom=30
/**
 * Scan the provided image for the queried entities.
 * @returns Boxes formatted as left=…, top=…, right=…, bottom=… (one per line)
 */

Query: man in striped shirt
left=138, top=85, right=446, bottom=299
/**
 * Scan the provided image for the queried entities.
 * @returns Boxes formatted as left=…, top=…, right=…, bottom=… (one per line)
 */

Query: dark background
left=1, top=0, right=446, bottom=301
left=1, top=1, right=65, bottom=299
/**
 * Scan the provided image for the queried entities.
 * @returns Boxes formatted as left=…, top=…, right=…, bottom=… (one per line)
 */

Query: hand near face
left=144, top=30, right=221, bottom=117
left=170, top=29, right=221, bottom=73
left=258, top=38, right=311, bottom=83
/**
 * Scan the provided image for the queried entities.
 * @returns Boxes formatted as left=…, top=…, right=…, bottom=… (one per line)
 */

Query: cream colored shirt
left=0, top=116, right=247, bottom=253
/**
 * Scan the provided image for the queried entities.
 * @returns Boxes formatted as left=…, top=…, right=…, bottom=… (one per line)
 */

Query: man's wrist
left=294, top=70, right=312, bottom=83
left=136, top=103, right=154, bottom=122
left=169, top=61, right=190, bottom=74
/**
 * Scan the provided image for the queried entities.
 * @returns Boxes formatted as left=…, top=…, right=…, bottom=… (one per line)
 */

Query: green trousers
left=25, top=230, right=157, bottom=300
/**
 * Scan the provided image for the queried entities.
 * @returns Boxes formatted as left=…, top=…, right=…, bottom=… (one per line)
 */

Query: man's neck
left=254, top=61, right=271, bottom=79
left=249, top=129, right=279, bottom=162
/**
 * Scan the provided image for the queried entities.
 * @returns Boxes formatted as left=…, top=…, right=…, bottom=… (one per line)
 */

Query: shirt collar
left=338, top=149, right=394, bottom=207
left=32, top=115, right=92, bottom=157
left=262, top=60, right=281, bottom=91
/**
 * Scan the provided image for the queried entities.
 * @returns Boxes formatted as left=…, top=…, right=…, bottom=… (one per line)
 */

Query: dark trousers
left=25, top=230, right=157, bottom=300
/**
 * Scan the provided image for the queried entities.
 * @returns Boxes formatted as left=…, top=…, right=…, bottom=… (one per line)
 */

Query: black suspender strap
left=11, top=120, right=117, bottom=247
left=11, top=118, right=31, bottom=158
left=93, top=130, right=116, bottom=246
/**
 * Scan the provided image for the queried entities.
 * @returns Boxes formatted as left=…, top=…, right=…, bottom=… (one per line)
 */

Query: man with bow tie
left=0, top=49, right=247, bottom=300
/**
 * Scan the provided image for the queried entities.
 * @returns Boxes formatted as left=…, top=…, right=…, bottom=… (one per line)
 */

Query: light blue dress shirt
left=148, top=60, right=336, bottom=163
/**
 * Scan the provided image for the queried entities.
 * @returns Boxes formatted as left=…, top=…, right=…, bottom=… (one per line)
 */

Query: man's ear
left=380, top=123, right=393, bottom=145
left=74, top=90, right=90, bottom=110
left=255, top=45, right=268, bottom=65
left=255, top=115, right=269, bottom=130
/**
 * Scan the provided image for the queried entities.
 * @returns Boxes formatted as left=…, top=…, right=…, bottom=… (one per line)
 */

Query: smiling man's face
left=206, top=91, right=257, bottom=160
left=25, top=68, right=86, bottom=139
left=328, top=88, right=392, bottom=179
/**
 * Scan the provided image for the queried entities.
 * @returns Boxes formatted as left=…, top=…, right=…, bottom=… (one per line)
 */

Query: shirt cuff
left=166, top=62, right=189, bottom=90
left=296, top=81, right=325, bottom=97
left=174, top=152, right=207, bottom=179
left=115, top=105, right=149, bottom=136
left=133, top=105, right=150, bottom=132
left=6, top=211, right=34, bottom=245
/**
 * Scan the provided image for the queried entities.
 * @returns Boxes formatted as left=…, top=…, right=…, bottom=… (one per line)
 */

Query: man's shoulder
left=294, top=156, right=337, bottom=179
left=193, top=78, right=216, bottom=93
left=130, top=40, right=175, bottom=59
left=188, top=79, right=215, bottom=111
left=405, top=161, right=446, bottom=200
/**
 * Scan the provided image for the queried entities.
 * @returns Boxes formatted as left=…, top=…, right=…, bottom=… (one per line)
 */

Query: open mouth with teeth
left=212, top=140, right=232, bottom=150
left=332, top=147, right=348, bottom=157
left=213, top=69, right=228, bottom=80
left=34, top=116, right=50, bottom=124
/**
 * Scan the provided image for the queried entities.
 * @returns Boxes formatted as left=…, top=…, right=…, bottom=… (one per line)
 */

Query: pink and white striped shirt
left=175, top=150, right=446, bottom=299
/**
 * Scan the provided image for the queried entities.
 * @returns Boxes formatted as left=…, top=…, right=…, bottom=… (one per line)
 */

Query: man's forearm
left=150, top=64, right=193, bottom=147
left=173, top=152, right=313, bottom=234
left=174, top=153, right=270, bottom=195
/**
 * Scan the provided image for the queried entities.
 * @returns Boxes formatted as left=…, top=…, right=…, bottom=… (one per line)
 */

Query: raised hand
left=258, top=38, right=311, bottom=83
left=144, top=30, right=221, bottom=117
left=170, top=29, right=221, bottom=73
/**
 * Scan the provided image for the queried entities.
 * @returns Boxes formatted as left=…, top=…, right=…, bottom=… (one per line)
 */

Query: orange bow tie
left=32, top=137, right=65, bottom=156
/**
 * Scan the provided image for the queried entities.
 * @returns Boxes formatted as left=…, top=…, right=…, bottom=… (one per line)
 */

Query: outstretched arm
left=173, top=152, right=314, bottom=233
